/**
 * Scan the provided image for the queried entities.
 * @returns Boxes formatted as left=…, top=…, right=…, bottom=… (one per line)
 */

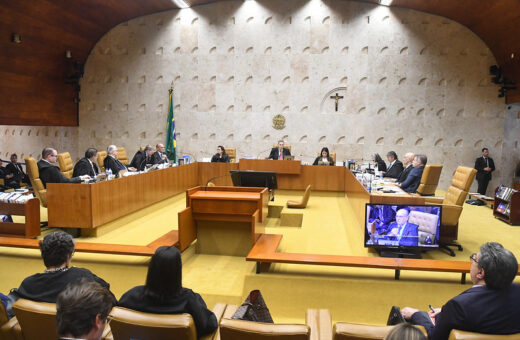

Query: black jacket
left=400, top=166, right=424, bottom=193
left=130, top=150, right=153, bottom=171
left=268, top=148, right=291, bottom=160
left=152, top=151, right=169, bottom=164
left=6, top=162, right=27, bottom=183
left=397, top=164, right=413, bottom=183
left=104, top=155, right=127, bottom=175
left=37, top=160, right=81, bottom=188
left=313, top=156, right=334, bottom=166
left=474, top=156, right=495, bottom=181
left=119, top=286, right=218, bottom=338
left=72, top=158, right=99, bottom=178
left=384, top=160, right=404, bottom=178
left=211, top=154, right=230, bottom=163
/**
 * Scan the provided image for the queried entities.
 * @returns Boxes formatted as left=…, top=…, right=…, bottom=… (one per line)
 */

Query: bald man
left=37, top=148, right=89, bottom=188
left=396, top=152, right=415, bottom=184
left=152, top=143, right=169, bottom=164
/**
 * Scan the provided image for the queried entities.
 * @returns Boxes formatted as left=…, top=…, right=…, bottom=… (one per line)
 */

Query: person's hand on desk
left=401, top=307, right=419, bottom=320
left=6, top=173, right=13, bottom=179
left=80, top=175, right=91, bottom=180
left=128, top=167, right=137, bottom=172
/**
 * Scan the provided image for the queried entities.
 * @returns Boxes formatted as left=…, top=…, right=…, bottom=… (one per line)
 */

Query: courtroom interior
left=1, top=0, right=520, bottom=339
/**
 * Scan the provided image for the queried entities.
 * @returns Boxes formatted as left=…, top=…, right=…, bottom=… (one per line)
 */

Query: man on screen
left=385, top=209, right=418, bottom=246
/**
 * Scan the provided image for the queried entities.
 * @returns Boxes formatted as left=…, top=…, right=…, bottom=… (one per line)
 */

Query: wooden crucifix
left=330, top=92, right=344, bottom=112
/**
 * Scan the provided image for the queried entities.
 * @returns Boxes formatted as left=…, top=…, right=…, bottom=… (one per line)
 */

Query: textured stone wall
left=78, top=0, right=513, bottom=193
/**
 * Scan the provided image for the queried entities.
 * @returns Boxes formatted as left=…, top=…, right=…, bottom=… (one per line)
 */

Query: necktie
left=278, top=149, right=283, bottom=160
left=485, top=157, right=488, bottom=167
left=89, top=160, right=96, bottom=175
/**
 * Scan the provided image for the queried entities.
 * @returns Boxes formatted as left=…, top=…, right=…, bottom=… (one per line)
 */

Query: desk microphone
left=256, top=148, right=273, bottom=159
left=204, top=173, right=232, bottom=189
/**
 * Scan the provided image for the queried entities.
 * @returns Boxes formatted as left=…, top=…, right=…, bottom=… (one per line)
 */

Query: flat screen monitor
left=364, top=204, right=442, bottom=250
left=230, top=170, right=277, bottom=190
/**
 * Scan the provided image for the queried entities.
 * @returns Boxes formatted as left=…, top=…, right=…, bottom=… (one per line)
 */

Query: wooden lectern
left=178, top=186, right=268, bottom=256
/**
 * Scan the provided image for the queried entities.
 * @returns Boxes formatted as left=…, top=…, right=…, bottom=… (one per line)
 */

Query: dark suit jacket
left=130, top=150, right=153, bottom=171
left=386, top=222, right=418, bottom=246
left=474, top=156, right=495, bottom=181
left=312, top=156, right=334, bottom=166
left=152, top=151, right=169, bottom=164
left=397, top=164, right=413, bottom=183
left=37, top=160, right=81, bottom=188
left=211, top=154, right=230, bottom=163
left=412, top=284, right=520, bottom=340
left=268, top=148, right=291, bottom=160
left=368, top=205, right=396, bottom=234
left=6, top=162, right=27, bottom=183
left=384, top=160, right=404, bottom=179
left=104, top=155, right=127, bottom=175
left=72, top=158, right=99, bottom=177
left=400, top=166, right=424, bottom=193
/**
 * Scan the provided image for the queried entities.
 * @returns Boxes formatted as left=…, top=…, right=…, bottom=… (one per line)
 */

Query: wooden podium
left=178, top=186, right=268, bottom=256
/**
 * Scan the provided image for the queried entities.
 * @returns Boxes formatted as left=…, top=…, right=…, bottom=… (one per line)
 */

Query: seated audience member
left=0, top=159, right=15, bottom=190
left=399, top=154, right=426, bottom=193
left=38, top=147, right=89, bottom=188
left=6, top=153, right=29, bottom=188
left=383, top=151, right=404, bottom=178
left=373, top=153, right=387, bottom=172
left=368, top=204, right=396, bottom=235
left=396, top=152, right=415, bottom=184
left=118, top=246, right=218, bottom=337
left=152, top=143, right=169, bottom=164
left=104, top=145, right=136, bottom=175
left=384, top=323, right=426, bottom=340
left=268, top=140, right=291, bottom=160
left=383, top=209, right=418, bottom=246
left=211, top=145, right=230, bottom=163
left=400, top=242, right=520, bottom=339
left=57, top=279, right=115, bottom=340
left=313, top=147, right=334, bottom=166
left=130, top=145, right=154, bottom=171
left=73, top=148, right=99, bottom=178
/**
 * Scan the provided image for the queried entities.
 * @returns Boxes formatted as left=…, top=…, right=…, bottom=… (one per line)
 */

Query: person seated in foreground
left=373, top=153, right=387, bottom=172
left=130, top=145, right=154, bottom=171
left=384, top=323, right=426, bottom=340
left=6, top=153, right=29, bottom=188
left=382, top=151, right=404, bottom=178
left=400, top=242, right=520, bottom=339
left=57, top=279, right=115, bottom=340
left=399, top=154, right=426, bottom=193
left=396, top=152, right=415, bottom=184
left=211, top=145, right=230, bottom=163
left=73, top=148, right=100, bottom=178
left=104, top=145, right=136, bottom=176
left=152, top=143, right=169, bottom=164
left=9, top=231, right=115, bottom=309
left=37, top=147, right=89, bottom=188
left=118, top=246, right=218, bottom=337
left=313, top=147, right=334, bottom=166
left=268, top=140, right=291, bottom=160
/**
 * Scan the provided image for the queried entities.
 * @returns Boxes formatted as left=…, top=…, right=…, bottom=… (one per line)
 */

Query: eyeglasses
left=105, top=315, right=113, bottom=326
left=469, top=253, right=478, bottom=263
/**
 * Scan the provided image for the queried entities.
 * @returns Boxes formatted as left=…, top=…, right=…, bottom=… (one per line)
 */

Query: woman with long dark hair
left=118, top=246, right=217, bottom=337
left=211, top=145, right=230, bottom=163
left=313, top=147, right=334, bottom=166
left=373, top=153, right=387, bottom=172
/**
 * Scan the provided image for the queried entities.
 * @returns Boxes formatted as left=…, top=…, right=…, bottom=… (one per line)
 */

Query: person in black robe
left=152, top=143, right=169, bottom=164
left=373, top=153, right=387, bottom=172
left=72, top=148, right=99, bottom=178
left=211, top=145, right=230, bottom=163
left=118, top=246, right=217, bottom=338
left=104, top=145, right=136, bottom=175
left=37, top=147, right=88, bottom=188
left=313, top=147, right=334, bottom=166
left=268, top=140, right=291, bottom=160
left=396, top=152, right=415, bottom=184
left=130, top=145, right=154, bottom=171
left=383, top=151, right=404, bottom=178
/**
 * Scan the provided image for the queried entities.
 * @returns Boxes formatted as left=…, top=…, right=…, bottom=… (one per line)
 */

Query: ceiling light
left=12, top=33, right=21, bottom=43
left=172, top=0, right=189, bottom=8
left=65, top=50, right=72, bottom=59
left=379, top=0, right=393, bottom=6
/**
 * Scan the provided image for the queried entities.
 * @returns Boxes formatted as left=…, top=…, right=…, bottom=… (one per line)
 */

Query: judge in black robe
left=72, top=148, right=99, bottom=178
left=130, top=146, right=154, bottom=171
left=37, top=148, right=85, bottom=188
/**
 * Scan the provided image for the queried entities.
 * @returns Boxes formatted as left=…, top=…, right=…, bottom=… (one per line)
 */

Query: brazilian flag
left=165, top=87, right=177, bottom=162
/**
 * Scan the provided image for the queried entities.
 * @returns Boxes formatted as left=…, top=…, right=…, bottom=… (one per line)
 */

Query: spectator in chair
left=400, top=242, right=520, bottom=340
left=399, top=154, right=426, bottom=193
left=118, top=246, right=218, bottom=338
left=6, top=153, right=29, bottom=188
left=37, top=147, right=90, bottom=188
left=384, top=323, right=426, bottom=340
left=57, top=279, right=115, bottom=340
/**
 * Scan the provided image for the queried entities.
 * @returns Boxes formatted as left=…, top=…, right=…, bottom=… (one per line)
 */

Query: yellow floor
left=2, top=189, right=519, bottom=325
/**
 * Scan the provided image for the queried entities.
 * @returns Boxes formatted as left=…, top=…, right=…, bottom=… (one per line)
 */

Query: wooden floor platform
left=0, top=230, right=179, bottom=256
left=246, top=234, right=520, bottom=284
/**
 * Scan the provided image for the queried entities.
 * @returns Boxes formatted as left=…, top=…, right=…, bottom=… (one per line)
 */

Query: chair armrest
left=101, top=322, right=113, bottom=340
left=306, top=309, right=332, bottom=340
left=0, top=317, right=23, bottom=340
left=424, top=197, right=444, bottom=204
left=438, top=204, right=463, bottom=226
left=205, top=304, right=238, bottom=340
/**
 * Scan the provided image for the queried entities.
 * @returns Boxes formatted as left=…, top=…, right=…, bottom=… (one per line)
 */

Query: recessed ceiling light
left=172, top=0, right=189, bottom=8
left=380, top=0, right=394, bottom=6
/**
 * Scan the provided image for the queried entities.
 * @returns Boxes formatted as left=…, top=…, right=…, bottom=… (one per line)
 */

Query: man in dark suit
left=396, top=152, right=415, bottom=184
left=400, top=242, right=520, bottom=339
left=268, top=140, right=291, bottom=160
left=37, top=147, right=89, bottom=188
left=368, top=205, right=396, bottom=235
left=399, top=154, right=426, bottom=193
left=384, top=209, right=418, bottom=246
left=130, top=145, right=154, bottom=171
left=73, top=148, right=99, bottom=178
left=104, top=145, right=136, bottom=176
left=474, top=147, right=495, bottom=195
left=152, top=143, right=169, bottom=164
left=6, top=153, right=28, bottom=188
left=383, top=151, right=404, bottom=179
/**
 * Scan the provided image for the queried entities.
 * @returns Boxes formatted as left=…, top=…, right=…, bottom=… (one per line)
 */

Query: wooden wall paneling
left=48, top=183, right=93, bottom=228
left=276, top=165, right=345, bottom=191
left=197, top=162, right=238, bottom=186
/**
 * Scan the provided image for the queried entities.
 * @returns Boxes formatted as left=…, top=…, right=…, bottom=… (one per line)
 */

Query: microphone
left=138, top=156, right=152, bottom=171
left=204, top=173, right=232, bottom=188
left=257, top=148, right=273, bottom=159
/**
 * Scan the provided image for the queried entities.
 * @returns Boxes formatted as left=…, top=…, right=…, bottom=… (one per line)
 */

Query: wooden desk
left=0, top=198, right=40, bottom=238
left=239, top=159, right=302, bottom=174
left=47, top=163, right=198, bottom=229
left=179, top=186, right=267, bottom=256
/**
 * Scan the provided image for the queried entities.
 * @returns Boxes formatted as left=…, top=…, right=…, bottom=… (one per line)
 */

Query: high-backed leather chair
left=449, top=329, right=520, bottom=339
left=417, top=165, right=443, bottom=196
left=97, top=151, right=107, bottom=173
left=0, top=301, right=22, bottom=340
left=57, top=152, right=74, bottom=178
left=316, top=152, right=337, bottom=164
left=424, top=166, right=477, bottom=256
left=12, top=298, right=112, bottom=340
left=287, top=185, right=311, bottom=209
left=24, top=157, right=47, bottom=208
left=333, top=322, right=426, bottom=340
left=220, top=319, right=310, bottom=340
left=226, top=148, right=237, bottom=163
left=409, top=210, right=439, bottom=246
left=116, top=147, right=129, bottom=165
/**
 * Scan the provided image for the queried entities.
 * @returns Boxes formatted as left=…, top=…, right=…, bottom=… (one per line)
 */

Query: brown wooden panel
left=277, top=165, right=345, bottom=191
left=178, top=207, right=197, bottom=252
left=198, top=162, right=238, bottom=186
left=239, top=159, right=302, bottom=174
